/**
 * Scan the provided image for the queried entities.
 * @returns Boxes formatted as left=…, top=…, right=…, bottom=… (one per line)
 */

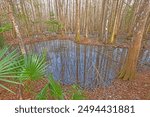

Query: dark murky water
left=26, top=40, right=150, bottom=88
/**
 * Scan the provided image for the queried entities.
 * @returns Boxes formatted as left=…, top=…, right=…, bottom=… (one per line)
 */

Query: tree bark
left=110, top=0, right=120, bottom=44
left=7, top=0, right=26, bottom=55
left=118, top=0, right=150, bottom=80
left=7, top=0, right=26, bottom=100
left=75, top=0, right=80, bottom=42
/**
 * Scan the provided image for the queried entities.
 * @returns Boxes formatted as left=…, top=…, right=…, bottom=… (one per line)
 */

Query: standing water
left=25, top=40, right=149, bottom=88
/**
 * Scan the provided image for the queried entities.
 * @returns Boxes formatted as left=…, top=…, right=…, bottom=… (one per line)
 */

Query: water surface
left=26, top=40, right=150, bottom=88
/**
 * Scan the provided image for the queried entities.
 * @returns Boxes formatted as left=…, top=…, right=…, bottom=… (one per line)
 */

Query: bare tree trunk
left=7, top=0, right=26, bottom=100
left=98, top=0, right=107, bottom=42
left=7, top=0, right=26, bottom=55
left=85, top=0, right=89, bottom=38
left=127, top=0, right=141, bottom=38
left=119, top=0, right=150, bottom=80
left=110, top=0, right=120, bottom=44
left=75, top=0, right=80, bottom=42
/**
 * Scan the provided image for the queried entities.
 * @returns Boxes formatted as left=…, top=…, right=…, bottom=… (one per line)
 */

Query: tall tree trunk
left=85, top=0, right=89, bottom=38
left=118, top=0, right=150, bottom=80
left=110, top=0, right=120, bottom=44
left=75, top=0, right=80, bottom=42
left=127, top=0, right=140, bottom=38
left=98, top=0, right=106, bottom=42
left=7, top=0, right=26, bottom=55
left=7, top=0, right=26, bottom=100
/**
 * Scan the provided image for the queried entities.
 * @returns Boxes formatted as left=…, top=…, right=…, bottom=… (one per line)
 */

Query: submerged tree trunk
left=7, top=0, right=26, bottom=55
left=118, top=0, right=150, bottom=80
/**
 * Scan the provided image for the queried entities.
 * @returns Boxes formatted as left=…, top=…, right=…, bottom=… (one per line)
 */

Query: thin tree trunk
left=110, top=0, right=120, bottom=44
left=75, top=0, right=80, bottom=42
left=7, top=0, right=26, bottom=100
left=85, top=0, right=89, bottom=38
left=7, top=0, right=26, bottom=55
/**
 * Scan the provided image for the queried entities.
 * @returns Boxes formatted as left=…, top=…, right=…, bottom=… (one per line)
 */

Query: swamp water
left=26, top=40, right=150, bottom=88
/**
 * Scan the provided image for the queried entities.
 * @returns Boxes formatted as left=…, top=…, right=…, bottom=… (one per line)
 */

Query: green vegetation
left=0, top=35, right=5, bottom=48
left=19, top=53, right=47, bottom=81
left=35, top=84, right=49, bottom=100
left=36, top=74, right=86, bottom=100
left=0, top=47, right=22, bottom=94
left=0, top=23, right=12, bottom=48
left=0, top=47, right=47, bottom=94
left=71, top=85, right=85, bottom=100
left=0, top=47, right=85, bottom=100
left=36, top=74, right=64, bottom=100
left=0, top=23, right=12, bottom=33
left=48, top=74, right=64, bottom=99
left=45, top=19, right=63, bottom=33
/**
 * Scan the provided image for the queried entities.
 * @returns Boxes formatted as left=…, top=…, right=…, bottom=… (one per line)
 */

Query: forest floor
left=6, top=34, right=150, bottom=49
left=84, top=70, right=150, bottom=100
left=0, top=70, right=150, bottom=100
left=6, top=34, right=130, bottom=48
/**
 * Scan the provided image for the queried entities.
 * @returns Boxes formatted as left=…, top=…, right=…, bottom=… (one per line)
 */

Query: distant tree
left=110, top=0, right=121, bottom=44
left=85, top=0, right=89, bottom=38
left=75, top=0, right=80, bottom=42
left=0, top=0, right=149, bottom=47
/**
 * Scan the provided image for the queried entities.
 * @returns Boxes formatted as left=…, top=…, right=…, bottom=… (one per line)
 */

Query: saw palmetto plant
left=0, top=47, right=21, bottom=94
